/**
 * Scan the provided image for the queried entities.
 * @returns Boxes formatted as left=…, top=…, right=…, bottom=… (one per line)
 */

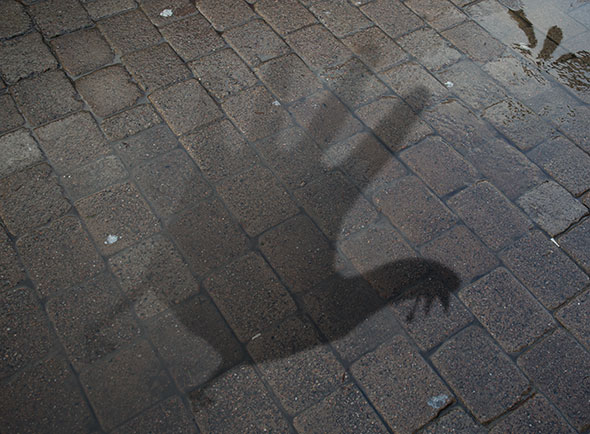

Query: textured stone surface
left=0, top=129, right=43, bottom=178
left=0, top=32, right=57, bottom=84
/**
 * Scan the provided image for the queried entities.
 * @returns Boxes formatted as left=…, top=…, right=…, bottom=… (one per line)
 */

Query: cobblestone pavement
left=1, top=0, right=590, bottom=432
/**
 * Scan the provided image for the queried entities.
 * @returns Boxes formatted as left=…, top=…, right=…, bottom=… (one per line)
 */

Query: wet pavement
left=1, top=0, right=590, bottom=432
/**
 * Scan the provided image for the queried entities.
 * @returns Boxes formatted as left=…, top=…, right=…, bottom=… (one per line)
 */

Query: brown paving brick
left=247, top=315, right=345, bottom=415
left=460, top=268, right=555, bottom=353
left=132, top=149, right=211, bottom=220
left=0, top=286, right=54, bottom=379
left=146, top=296, right=244, bottom=391
left=35, top=111, right=110, bottom=173
left=80, top=339, right=173, bottom=431
left=352, top=335, right=453, bottom=432
left=293, top=383, right=388, bottom=433
left=180, top=119, right=258, bottom=183
left=109, top=234, right=199, bottom=319
left=98, top=9, right=161, bottom=56
left=442, top=20, right=505, bottom=63
left=255, top=0, right=317, bottom=35
left=500, top=230, right=589, bottom=309
left=556, top=290, right=590, bottom=350
left=29, top=0, right=91, bottom=38
left=217, top=165, right=298, bottom=236
left=0, top=163, right=71, bottom=236
left=0, top=0, right=31, bottom=39
left=168, top=199, right=248, bottom=276
left=310, top=0, right=372, bottom=37
left=16, top=215, right=103, bottom=296
left=342, top=27, right=407, bottom=72
left=46, top=273, right=140, bottom=369
left=400, top=136, right=478, bottom=196
left=518, top=329, right=590, bottom=431
left=448, top=181, right=531, bottom=250
left=190, top=48, right=258, bottom=100
left=398, top=27, right=462, bottom=72
left=82, top=0, right=136, bottom=20
left=51, top=28, right=113, bottom=77
left=289, top=90, right=362, bottom=148
left=0, top=129, right=43, bottom=178
left=0, top=32, right=57, bottom=85
left=12, top=70, right=83, bottom=126
left=111, top=396, right=197, bottom=434
left=194, top=0, right=255, bottom=31
left=360, top=0, right=423, bottom=39
left=406, top=0, right=466, bottom=31
left=150, top=79, right=222, bottom=135
left=114, top=124, right=178, bottom=167
left=123, top=43, right=191, bottom=92
left=101, top=104, right=162, bottom=141
left=205, top=252, right=296, bottom=342
left=75, top=182, right=161, bottom=255
left=140, top=0, right=197, bottom=27
left=431, top=326, right=530, bottom=423
left=286, top=24, right=353, bottom=71
left=490, top=394, right=576, bottom=434
left=190, top=364, right=290, bottom=433
left=559, top=218, right=590, bottom=273
left=0, top=228, right=26, bottom=291
left=422, top=408, right=486, bottom=433
left=159, top=15, right=225, bottom=62
left=0, top=94, right=24, bottom=134
left=255, top=53, right=323, bottom=104
left=222, top=85, right=293, bottom=141
left=374, top=176, right=457, bottom=245
left=528, top=135, right=590, bottom=196
left=0, top=356, right=94, bottom=434
left=61, top=155, right=128, bottom=199
left=421, top=225, right=499, bottom=283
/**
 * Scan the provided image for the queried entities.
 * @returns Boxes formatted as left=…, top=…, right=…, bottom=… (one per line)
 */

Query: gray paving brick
left=310, top=0, right=372, bottom=37
left=342, top=27, right=407, bottom=72
left=0, top=129, right=43, bottom=179
left=442, top=20, right=505, bottom=62
left=101, top=104, right=162, bottom=141
left=558, top=218, right=590, bottom=273
left=286, top=24, right=353, bottom=70
left=140, top=0, right=197, bottom=27
left=51, top=28, right=113, bottom=78
left=98, top=9, right=161, bottom=56
left=159, top=15, right=225, bottom=62
left=61, top=155, right=128, bottom=200
left=397, top=27, right=462, bottom=72
left=0, top=33, right=57, bottom=84
left=82, top=0, right=136, bottom=20
left=0, top=94, right=24, bottom=134
left=0, top=0, right=31, bottom=39
left=360, top=0, right=423, bottom=39
left=113, top=124, right=178, bottom=167
left=556, top=290, right=590, bottom=350
left=195, top=0, right=255, bottom=31
left=0, top=228, right=26, bottom=291
left=422, top=409, right=485, bottom=433
left=405, top=0, right=466, bottom=31
left=29, top=0, right=91, bottom=38
left=255, top=0, right=317, bottom=35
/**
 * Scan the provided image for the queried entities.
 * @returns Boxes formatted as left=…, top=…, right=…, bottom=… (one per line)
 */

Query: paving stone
left=422, top=408, right=486, bottom=433
left=551, top=104, right=590, bottom=152
left=374, top=176, right=457, bottom=245
left=46, top=273, right=140, bottom=369
left=442, top=20, right=505, bottom=63
left=310, top=0, right=372, bottom=37
left=80, top=339, right=173, bottom=431
left=101, top=104, right=162, bottom=141
left=61, top=155, right=128, bottom=199
left=0, top=94, right=24, bottom=134
left=16, top=215, right=103, bottom=296
left=499, top=230, right=589, bottom=309
left=146, top=296, right=244, bottom=391
left=460, top=268, right=555, bottom=353
left=205, top=252, right=296, bottom=342
left=420, top=225, right=499, bottom=283
left=76, top=65, right=142, bottom=118
left=51, top=28, right=114, bottom=78
left=82, top=0, right=136, bottom=20
left=190, top=364, right=290, bottom=433
left=405, top=0, right=466, bottom=30
left=289, top=90, right=362, bottom=147
left=482, top=99, right=556, bottom=151
left=352, top=335, right=453, bottom=432
left=0, top=228, right=26, bottom=291
left=34, top=111, right=110, bottom=173
left=150, top=79, right=222, bottom=135
left=0, top=163, right=71, bottom=236
left=140, top=0, right=197, bottom=27
left=222, top=85, right=293, bottom=141
left=559, top=218, right=590, bottom=273
left=29, top=0, right=91, bottom=38
left=114, top=124, right=178, bottom=166
left=12, top=70, right=83, bottom=126
left=111, top=396, right=197, bottom=434
left=168, top=199, right=248, bottom=276
left=123, top=43, right=191, bottom=92
left=431, top=326, right=529, bottom=423
left=159, top=15, right=225, bottom=62
left=0, top=32, right=57, bottom=84
left=180, top=119, right=258, bottom=183
left=98, top=9, right=161, bottom=56
left=293, top=383, right=388, bottom=433
left=190, top=48, right=258, bottom=101
left=255, top=53, right=323, bottom=104
left=490, top=394, right=576, bottom=434
left=0, top=0, right=31, bottom=39
left=341, top=27, right=407, bottom=72
left=528, top=135, right=590, bottom=196
left=398, top=27, right=462, bottom=72
left=360, top=0, right=423, bottom=39
left=0, top=129, right=43, bottom=178
left=518, top=329, right=590, bottom=431
left=194, top=0, right=255, bottom=31
left=133, top=149, right=211, bottom=219
left=0, top=286, right=54, bottom=379
left=556, top=290, right=590, bottom=350
left=0, top=356, right=94, bottom=434
left=109, top=234, right=199, bottom=319
left=255, top=0, right=317, bottom=35
left=286, top=24, right=353, bottom=71
left=518, top=181, right=587, bottom=236
left=217, top=165, right=298, bottom=236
